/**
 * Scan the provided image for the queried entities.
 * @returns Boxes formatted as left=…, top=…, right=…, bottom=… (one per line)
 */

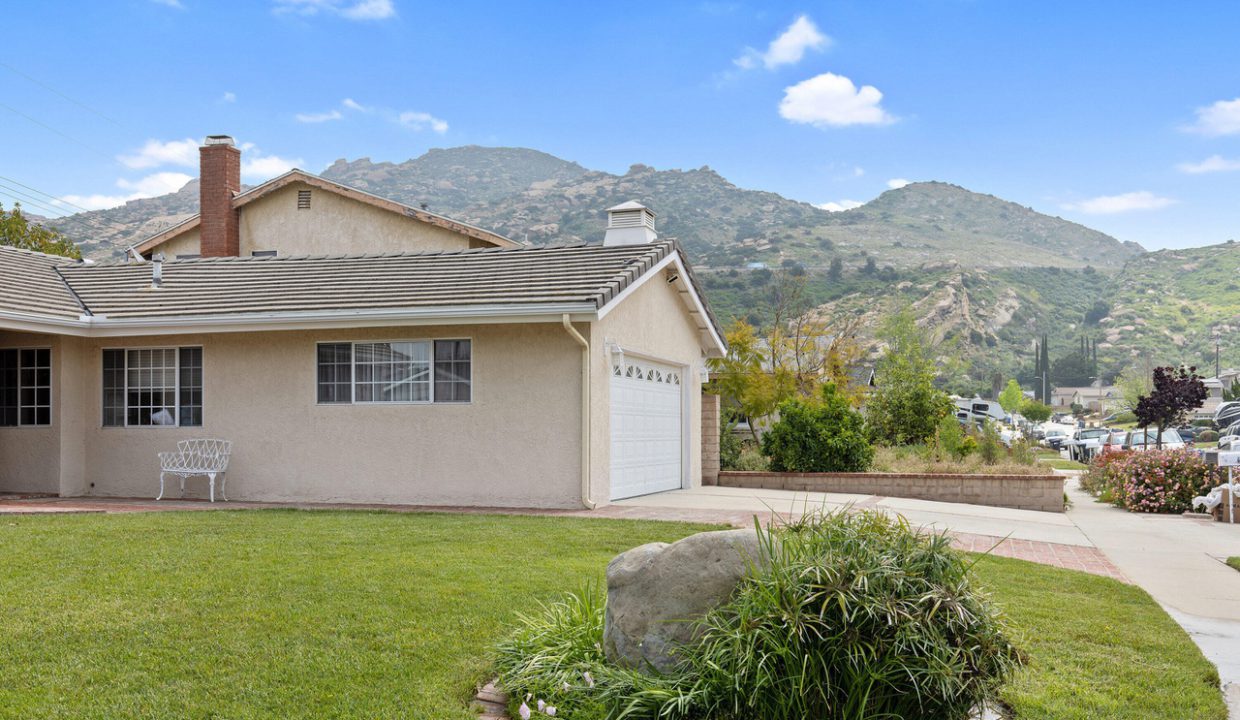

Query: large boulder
left=603, top=528, right=766, bottom=673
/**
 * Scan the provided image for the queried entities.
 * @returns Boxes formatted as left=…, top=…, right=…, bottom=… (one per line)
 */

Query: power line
left=0, top=102, right=114, bottom=160
left=0, top=173, right=108, bottom=216
left=0, top=61, right=123, bottom=127
left=0, top=183, right=145, bottom=251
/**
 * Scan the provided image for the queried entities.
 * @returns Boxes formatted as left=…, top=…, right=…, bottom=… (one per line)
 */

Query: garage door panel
left=609, top=359, right=684, bottom=501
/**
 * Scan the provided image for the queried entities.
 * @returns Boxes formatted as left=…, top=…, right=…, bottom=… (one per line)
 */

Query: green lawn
left=0, top=511, right=1225, bottom=719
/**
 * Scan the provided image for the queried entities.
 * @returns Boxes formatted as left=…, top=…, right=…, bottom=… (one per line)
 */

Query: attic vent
left=297, top=189, right=311, bottom=209
left=608, top=209, right=650, bottom=230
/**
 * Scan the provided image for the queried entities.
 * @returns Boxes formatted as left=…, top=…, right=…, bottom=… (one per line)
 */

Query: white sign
left=1219, top=451, right=1240, bottom=467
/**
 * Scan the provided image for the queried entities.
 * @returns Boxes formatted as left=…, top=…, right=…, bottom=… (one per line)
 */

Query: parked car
left=1101, top=431, right=1128, bottom=455
left=1042, top=428, right=1070, bottom=450
left=1175, top=426, right=1198, bottom=443
left=1121, top=428, right=1186, bottom=452
left=1064, top=427, right=1112, bottom=462
left=1216, top=401, right=1240, bottom=429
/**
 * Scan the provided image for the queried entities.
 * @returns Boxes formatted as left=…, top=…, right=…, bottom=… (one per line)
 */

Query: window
left=251, top=250, right=278, bottom=258
left=0, top=348, right=50, bottom=427
left=102, top=347, right=203, bottom=427
left=297, top=189, right=311, bottom=209
left=316, top=340, right=470, bottom=404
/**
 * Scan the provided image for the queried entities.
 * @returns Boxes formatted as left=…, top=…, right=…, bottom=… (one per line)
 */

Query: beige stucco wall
left=40, top=323, right=582, bottom=507
left=589, top=271, right=705, bottom=505
left=153, top=182, right=481, bottom=259
left=0, top=330, right=69, bottom=494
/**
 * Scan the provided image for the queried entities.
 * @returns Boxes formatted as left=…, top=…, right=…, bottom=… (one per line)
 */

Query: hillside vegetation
left=36, top=145, right=1238, bottom=392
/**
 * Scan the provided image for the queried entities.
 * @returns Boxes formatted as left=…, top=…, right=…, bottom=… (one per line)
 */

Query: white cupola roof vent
left=603, top=201, right=658, bottom=246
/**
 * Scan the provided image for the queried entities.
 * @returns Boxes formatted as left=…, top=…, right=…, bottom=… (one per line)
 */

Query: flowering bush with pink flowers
left=1092, top=448, right=1222, bottom=514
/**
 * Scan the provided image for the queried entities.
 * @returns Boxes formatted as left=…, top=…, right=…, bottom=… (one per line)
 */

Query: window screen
left=434, top=340, right=471, bottom=403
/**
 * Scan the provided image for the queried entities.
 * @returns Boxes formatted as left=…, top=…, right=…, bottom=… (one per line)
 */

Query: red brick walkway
left=0, top=495, right=1127, bottom=582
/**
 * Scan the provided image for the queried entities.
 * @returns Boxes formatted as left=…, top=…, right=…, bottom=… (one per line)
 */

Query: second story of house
left=131, top=135, right=517, bottom=261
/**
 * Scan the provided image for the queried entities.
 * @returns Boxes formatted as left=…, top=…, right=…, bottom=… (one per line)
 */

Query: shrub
left=496, top=512, right=1024, bottom=720
left=977, top=423, right=1003, bottom=465
left=719, top=413, right=744, bottom=470
left=1103, top=449, right=1223, bottom=513
left=763, top=383, right=873, bottom=473
left=1080, top=449, right=1126, bottom=495
left=1113, top=411, right=1138, bottom=424
left=1010, top=439, right=1035, bottom=465
left=934, top=414, right=970, bottom=460
left=1197, top=429, right=1219, bottom=443
left=733, top=446, right=771, bottom=471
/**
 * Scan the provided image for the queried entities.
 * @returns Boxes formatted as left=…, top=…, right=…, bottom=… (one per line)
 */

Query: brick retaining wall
left=701, top=393, right=721, bottom=486
left=717, top=471, right=1065, bottom=512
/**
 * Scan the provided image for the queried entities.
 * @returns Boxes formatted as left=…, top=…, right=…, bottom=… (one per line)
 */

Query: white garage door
left=610, top=359, right=684, bottom=501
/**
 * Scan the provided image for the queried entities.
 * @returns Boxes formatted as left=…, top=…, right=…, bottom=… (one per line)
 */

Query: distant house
left=1051, top=384, right=1118, bottom=414
left=1199, top=369, right=1240, bottom=419
left=0, top=136, right=725, bottom=509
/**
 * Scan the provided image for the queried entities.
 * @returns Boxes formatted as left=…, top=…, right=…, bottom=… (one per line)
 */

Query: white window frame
left=315, top=338, right=473, bottom=406
left=101, top=346, right=204, bottom=429
left=0, top=346, right=53, bottom=429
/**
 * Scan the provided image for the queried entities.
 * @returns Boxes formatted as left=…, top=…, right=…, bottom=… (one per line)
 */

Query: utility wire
left=0, top=183, right=148, bottom=251
left=0, top=102, right=114, bottom=160
left=0, top=61, right=123, bottom=127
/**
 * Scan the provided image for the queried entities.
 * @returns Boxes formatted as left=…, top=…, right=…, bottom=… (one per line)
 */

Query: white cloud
left=816, top=199, right=863, bottom=212
left=779, top=72, right=894, bottom=128
left=274, top=0, right=395, bottom=20
left=150, top=0, right=185, bottom=8
left=886, top=178, right=910, bottom=189
left=398, top=110, right=449, bottom=134
left=242, top=154, right=302, bottom=181
left=118, top=138, right=198, bottom=169
left=1177, top=155, right=1240, bottom=174
left=220, top=91, right=236, bottom=103
left=116, top=172, right=194, bottom=196
left=295, top=109, right=343, bottom=123
left=1062, top=191, right=1177, bottom=215
left=852, top=166, right=865, bottom=177
left=60, top=171, right=194, bottom=211
left=1186, top=97, right=1240, bottom=136
left=342, top=97, right=368, bottom=112
left=735, top=15, right=829, bottom=70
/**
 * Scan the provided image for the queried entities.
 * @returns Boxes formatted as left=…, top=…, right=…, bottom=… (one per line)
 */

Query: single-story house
left=0, top=136, right=725, bottom=509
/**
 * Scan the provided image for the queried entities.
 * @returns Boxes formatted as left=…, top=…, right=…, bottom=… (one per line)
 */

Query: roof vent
left=151, top=253, right=164, bottom=289
left=603, top=201, right=657, bottom=246
left=204, top=135, right=235, bottom=146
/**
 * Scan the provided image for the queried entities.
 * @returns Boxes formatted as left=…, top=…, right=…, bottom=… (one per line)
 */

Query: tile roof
left=0, top=245, right=83, bottom=320
left=56, top=241, right=677, bottom=319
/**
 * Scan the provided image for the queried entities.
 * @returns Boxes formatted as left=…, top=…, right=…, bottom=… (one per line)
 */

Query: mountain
left=1098, top=242, right=1240, bottom=373
left=39, top=144, right=1236, bottom=395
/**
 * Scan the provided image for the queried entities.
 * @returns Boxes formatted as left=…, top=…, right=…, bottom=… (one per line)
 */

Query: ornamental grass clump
left=495, top=511, right=1023, bottom=720
left=1101, top=448, right=1223, bottom=513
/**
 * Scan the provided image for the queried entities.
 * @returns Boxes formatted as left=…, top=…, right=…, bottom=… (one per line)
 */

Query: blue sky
left=2, top=0, right=1239, bottom=251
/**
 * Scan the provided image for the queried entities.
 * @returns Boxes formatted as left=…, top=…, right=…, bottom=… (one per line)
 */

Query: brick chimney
left=199, top=135, right=241, bottom=257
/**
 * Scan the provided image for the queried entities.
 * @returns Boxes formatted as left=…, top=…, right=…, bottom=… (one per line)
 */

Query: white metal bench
left=157, top=439, right=232, bottom=502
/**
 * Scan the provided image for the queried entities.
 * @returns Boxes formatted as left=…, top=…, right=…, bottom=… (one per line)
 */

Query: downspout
left=562, top=314, right=596, bottom=509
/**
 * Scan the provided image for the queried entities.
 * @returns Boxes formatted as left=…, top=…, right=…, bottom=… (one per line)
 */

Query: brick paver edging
left=719, top=470, right=1065, bottom=513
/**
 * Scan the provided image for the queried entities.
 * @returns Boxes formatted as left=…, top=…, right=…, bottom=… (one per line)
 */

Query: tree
left=1020, top=400, right=1053, bottom=423
left=1135, top=366, right=1208, bottom=447
left=997, top=380, right=1025, bottom=416
left=827, top=257, right=843, bottom=282
left=706, top=272, right=866, bottom=437
left=1050, top=350, right=1093, bottom=387
left=864, top=308, right=954, bottom=445
left=1115, top=358, right=1156, bottom=413
left=0, top=202, right=81, bottom=259
left=706, top=321, right=787, bottom=441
